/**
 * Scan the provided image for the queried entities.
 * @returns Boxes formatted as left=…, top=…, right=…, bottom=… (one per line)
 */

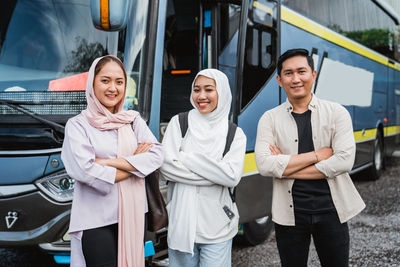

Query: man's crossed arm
left=269, top=145, right=333, bottom=180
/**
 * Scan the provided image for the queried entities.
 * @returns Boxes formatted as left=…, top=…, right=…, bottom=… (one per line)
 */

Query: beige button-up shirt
left=255, top=95, right=365, bottom=226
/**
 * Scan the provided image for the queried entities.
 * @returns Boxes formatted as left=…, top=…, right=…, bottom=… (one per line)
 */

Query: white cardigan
left=160, top=114, right=246, bottom=254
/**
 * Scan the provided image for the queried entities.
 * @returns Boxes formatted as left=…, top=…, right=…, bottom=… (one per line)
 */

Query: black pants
left=82, top=223, right=118, bottom=267
left=274, top=211, right=349, bottom=267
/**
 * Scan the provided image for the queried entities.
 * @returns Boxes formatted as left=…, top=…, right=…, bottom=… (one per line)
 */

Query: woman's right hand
left=134, top=142, right=153, bottom=155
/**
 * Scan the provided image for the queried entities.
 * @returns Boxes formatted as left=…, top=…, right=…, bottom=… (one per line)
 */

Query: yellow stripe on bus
left=242, top=126, right=400, bottom=175
left=353, top=128, right=377, bottom=142
left=281, top=7, right=400, bottom=71
left=243, top=152, right=258, bottom=174
left=385, top=125, right=400, bottom=136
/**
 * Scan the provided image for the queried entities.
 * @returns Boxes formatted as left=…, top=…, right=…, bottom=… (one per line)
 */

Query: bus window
left=241, top=0, right=278, bottom=110
left=284, top=0, right=399, bottom=61
left=220, top=3, right=241, bottom=53
left=0, top=0, right=149, bottom=120
left=393, top=25, right=400, bottom=62
left=121, top=0, right=149, bottom=111
left=0, top=1, right=17, bottom=52
left=0, top=0, right=114, bottom=94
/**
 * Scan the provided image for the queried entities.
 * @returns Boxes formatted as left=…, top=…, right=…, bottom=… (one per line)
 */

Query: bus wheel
left=368, top=131, right=384, bottom=180
left=235, top=216, right=272, bottom=246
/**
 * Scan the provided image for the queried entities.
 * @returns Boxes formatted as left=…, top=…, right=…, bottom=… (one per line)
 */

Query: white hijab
left=167, top=69, right=233, bottom=254
left=187, top=68, right=232, bottom=158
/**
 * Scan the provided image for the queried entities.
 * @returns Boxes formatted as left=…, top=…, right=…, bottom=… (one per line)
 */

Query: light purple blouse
left=61, top=113, right=163, bottom=234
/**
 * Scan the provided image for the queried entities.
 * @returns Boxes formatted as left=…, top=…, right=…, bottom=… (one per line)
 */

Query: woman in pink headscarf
left=61, top=55, right=163, bottom=267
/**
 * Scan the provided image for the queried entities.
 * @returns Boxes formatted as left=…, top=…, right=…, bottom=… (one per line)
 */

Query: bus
left=0, top=0, right=399, bottom=264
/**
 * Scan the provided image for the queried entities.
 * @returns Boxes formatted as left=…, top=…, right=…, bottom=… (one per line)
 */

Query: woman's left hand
left=134, top=142, right=153, bottom=155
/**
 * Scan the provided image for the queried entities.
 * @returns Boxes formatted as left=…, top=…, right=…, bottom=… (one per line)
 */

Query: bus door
left=160, top=0, right=202, bottom=128
left=226, top=0, right=280, bottom=245
left=233, top=0, right=280, bottom=219
left=160, top=0, right=239, bottom=127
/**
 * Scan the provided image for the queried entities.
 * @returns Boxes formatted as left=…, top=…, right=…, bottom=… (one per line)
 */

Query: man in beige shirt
left=255, top=48, right=365, bottom=267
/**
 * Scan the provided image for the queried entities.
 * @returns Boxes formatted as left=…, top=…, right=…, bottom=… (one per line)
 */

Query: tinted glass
left=283, top=0, right=400, bottom=60
left=242, top=0, right=278, bottom=109
left=0, top=0, right=149, bottom=117
left=220, top=3, right=241, bottom=52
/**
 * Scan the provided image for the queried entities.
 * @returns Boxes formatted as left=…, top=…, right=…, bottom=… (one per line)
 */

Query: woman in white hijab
left=160, top=69, right=247, bottom=267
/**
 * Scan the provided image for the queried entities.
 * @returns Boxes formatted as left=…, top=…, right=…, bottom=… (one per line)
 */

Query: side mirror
left=90, top=0, right=131, bottom=31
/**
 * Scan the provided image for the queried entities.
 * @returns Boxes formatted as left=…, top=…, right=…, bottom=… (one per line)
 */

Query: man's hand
left=134, top=142, right=153, bottom=155
left=315, top=147, right=333, bottom=162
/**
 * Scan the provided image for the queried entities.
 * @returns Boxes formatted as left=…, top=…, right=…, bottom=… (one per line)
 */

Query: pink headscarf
left=82, top=56, right=145, bottom=267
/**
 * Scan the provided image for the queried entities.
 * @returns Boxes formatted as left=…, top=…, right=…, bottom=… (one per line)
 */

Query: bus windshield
left=0, top=0, right=149, bottom=116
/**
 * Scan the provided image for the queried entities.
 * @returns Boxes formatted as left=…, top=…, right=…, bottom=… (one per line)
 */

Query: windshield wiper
left=0, top=99, right=65, bottom=143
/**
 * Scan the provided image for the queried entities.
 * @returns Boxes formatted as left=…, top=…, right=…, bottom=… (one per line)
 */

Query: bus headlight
left=35, top=170, right=74, bottom=202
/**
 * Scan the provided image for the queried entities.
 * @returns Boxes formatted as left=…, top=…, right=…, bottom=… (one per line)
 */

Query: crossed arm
left=159, top=115, right=246, bottom=187
left=95, top=116, right=165, bottom=183
left=269, top=145, right=333, bottom=179
left=255, top=106, right=356, bottom=180
left=95, top=142, right=153, bottom=182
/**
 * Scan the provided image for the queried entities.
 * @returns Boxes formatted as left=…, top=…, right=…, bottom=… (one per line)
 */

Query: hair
left=94, top=55, right=127, bottom=83
left=277, top=48, right=314, bottom=76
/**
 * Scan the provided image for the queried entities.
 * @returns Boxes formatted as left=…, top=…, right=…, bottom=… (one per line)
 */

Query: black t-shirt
left=291, top=110, right=335, bottom=214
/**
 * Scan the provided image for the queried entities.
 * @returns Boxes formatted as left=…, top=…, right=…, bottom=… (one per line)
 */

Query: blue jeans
left=168, top=239, right=232, bottom=267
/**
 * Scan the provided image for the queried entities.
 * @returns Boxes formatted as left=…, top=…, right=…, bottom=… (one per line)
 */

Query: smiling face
left=277, top=55, right=317, bottom=102
left=93, top=61, right=126, bottom=113
left=192, top=75, right=219, bottom=114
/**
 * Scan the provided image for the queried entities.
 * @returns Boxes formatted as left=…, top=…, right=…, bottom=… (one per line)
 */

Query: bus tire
left=368, top=131, right=384, bottom=180
left=235, top=216, right=273, bottom=246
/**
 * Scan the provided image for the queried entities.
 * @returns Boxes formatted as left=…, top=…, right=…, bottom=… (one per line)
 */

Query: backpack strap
left=178, top=111, right=189, bottom=138
left=224, top=122, right=237, bottom=203
left=223, top=122, right=237, bottom=157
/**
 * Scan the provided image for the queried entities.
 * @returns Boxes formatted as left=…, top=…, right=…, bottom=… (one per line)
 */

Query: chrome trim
left=39, top=239, right=71, bottom=252
left=63, top=231, right=71, bottom=241
left=0, top=148, right=61, bottom=155
left=37, top=191, right=72, bottom=206
left=0, top=210, right=70, bottom=242
left=255, top=216, right=269, bottom=224
left=349, top=163, right=373, bottom=175
left=155, top=227, right=167, bottom=234
left=0, top=184, right=37, bottom=197
left=35, top=170, right=74, bottom=203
